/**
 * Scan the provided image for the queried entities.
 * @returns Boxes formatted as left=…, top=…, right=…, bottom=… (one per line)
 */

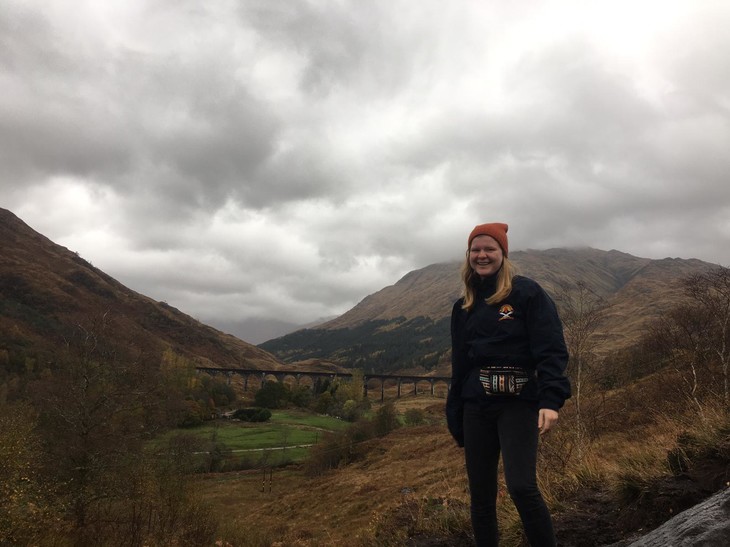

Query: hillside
left=0, top=208, right=283, bottom=371
left=196, top=390, right=730, bottom=546
left=260, top=248, right=715, bottom=373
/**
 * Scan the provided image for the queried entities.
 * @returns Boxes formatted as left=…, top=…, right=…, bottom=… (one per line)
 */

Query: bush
left=232, top=408, right=272, bottom=422
left=290, top=385, right=313, bottom=408
left=366, top=496, right=472, bottom=546
left=373, top=402, right=400, bottom=437
left=179, top=399, right=206, bottom=427
left=304, top=420, right=376, bottom=477
left=342, top=399, right=362, bottom=422
left=303, top=432, right=347, bottom=476
left=254, top=382, right=290, bottom=409
left=404, top=408, right=425, bottom=425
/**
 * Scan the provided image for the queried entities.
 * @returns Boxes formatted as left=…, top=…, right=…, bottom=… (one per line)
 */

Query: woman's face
left=469, top=235, right=504, bottom=278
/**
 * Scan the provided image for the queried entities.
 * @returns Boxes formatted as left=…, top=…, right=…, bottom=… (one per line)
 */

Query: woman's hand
left=538, top=408, right=559, bottom=435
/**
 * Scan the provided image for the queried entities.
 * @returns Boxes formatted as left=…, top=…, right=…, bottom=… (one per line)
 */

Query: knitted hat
left=468, top=222, right=509, bottom=257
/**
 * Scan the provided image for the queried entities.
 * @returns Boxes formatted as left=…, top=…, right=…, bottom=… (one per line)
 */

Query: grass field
left=153, top=409, right=350, bottom=468
left=194, top=396, right=464, bottom=546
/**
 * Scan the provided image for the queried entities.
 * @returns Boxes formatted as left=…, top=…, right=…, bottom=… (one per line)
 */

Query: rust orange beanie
left=468, top=222, right=509, bottom=257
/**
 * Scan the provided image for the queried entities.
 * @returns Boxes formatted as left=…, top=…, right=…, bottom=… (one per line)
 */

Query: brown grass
left=193, top=389, right=729, bottom=546
left=196, top=401, right=472, bottom=546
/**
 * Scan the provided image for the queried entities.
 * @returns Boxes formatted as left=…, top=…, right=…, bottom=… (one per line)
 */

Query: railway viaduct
left=195, top=367, right=451, bottom=402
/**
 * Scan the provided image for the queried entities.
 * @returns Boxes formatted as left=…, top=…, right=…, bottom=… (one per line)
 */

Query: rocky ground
left=400, top=453, right=728, bottom=546
left=620, top=487, right=730, bottom=546
left=555, top=453, right=728, bottom=546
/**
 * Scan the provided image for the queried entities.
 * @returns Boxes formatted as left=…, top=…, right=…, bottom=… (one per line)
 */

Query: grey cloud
left=384, top=31, right=730, bottom=261
left=0, top=9, right=133, bottom=185
left=239, top=0, right=436, bottom=98
left=244, top=142, right=345, bottom=208
left=397, top=41, right=657, bottom=174
left=100, top=52, right=283, bottom=214
left=5, top=0, right=730, bottom=337
left=0, top=5, right=76, bottom=79
left=1, top=3, right=288, bottom=217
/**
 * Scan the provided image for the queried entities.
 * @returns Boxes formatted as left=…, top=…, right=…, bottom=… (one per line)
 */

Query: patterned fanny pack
left=479, top=366, right=532, bottom=396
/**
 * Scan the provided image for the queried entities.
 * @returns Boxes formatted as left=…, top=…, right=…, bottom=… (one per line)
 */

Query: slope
left=260, top=248, right=716, bottom=373
left=0, top=207, right=282, bottom=371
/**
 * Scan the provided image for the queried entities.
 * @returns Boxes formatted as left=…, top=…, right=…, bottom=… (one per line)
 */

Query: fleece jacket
left=446, top=274, right=571, bottom=447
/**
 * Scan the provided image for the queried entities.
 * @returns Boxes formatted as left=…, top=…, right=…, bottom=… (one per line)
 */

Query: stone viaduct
left=195, top=366, right=452, bottom=402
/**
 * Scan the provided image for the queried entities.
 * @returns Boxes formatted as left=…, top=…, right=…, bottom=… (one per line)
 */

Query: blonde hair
left=460, top=255, right=515, bottom=310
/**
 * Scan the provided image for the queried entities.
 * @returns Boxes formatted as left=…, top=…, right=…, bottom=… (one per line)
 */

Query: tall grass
left=359, top=478, right=473, bottom=546
left=188, top=394, right=729, bottom=546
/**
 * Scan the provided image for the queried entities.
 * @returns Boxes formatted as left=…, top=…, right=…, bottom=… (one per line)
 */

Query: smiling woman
left=468, top=234, right=504, bottom=279
left=447, top=222, right=571, bottom=546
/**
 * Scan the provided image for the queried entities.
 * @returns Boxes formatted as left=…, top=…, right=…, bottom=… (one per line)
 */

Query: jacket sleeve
left=525, top=284, right=572, bottom=411
left=446, top=300, right=468, bottom=447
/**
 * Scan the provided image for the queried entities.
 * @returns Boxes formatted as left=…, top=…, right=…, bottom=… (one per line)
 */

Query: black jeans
left=463, top=400, right=556, bottom=547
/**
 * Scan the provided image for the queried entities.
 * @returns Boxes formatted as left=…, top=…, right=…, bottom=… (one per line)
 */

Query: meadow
left=153, top=409, right=351, bottom=469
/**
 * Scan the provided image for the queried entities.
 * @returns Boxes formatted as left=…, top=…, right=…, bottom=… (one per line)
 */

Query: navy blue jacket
left=446, top=274, right=571, bottom=446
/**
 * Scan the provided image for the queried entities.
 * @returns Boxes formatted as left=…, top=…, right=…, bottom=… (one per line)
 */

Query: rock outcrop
left=625, top=487, right=730, bottom=546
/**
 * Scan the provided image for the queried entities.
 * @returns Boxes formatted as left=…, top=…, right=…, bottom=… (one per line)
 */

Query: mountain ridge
left=0, top=207, right=283, bottom=371
left=2, top=206, right=718, bottom=377
left=261, top=247, right=716, bottom=373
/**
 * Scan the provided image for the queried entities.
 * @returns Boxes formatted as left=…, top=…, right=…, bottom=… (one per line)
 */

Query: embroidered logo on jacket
left=498, top=304, right=514, bottom=321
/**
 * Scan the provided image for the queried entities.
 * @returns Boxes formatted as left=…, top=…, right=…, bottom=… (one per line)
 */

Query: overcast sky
left=3, top=0, right=730, bottom=343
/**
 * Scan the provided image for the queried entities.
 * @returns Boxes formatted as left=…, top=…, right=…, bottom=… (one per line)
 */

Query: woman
left=446, top=222, right=571, bottom=546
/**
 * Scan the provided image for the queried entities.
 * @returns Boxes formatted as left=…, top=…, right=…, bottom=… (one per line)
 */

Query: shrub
left=404, top=408, right=425, bottom=425
left=304, top=420, right=376, bottom=477
left=179, top=399, right=206, bottom=427
left=342, top=399, right=362, bottom=422
left=290, top=385, right=313, bottom=408
left=303, top=431, right=347, bottom=476
left=373, top=402, right=400, bottom=437
left=254, top=381, right=290, bottom=409
left=366, top=496, right=472, bottom=546
left=233, top=407, right=272, bottom=422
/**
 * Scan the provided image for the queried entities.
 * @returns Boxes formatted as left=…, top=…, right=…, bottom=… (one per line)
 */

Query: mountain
left=207, top=317, right=309, bottom=346
left=260, top=247, right=715, bottom=374
left=209, top=314, right=338, bottom=345
left=0, top=208, right=283, bottom=371
left=3, top=204, right=716, bottom=377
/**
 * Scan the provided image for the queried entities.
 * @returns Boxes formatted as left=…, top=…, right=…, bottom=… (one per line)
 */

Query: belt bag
left=479, top=365, right=532, bottom=396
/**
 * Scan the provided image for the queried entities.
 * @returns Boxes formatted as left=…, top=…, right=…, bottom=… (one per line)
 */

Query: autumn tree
left=645, top=303, right=713, bottom=415
left=0, top=401, right=49, bottom=544
left=647, top=266, right=730, bottom=413
left=254, top=380, right=291, bottom=409
left=32, top=314, right=166, bottom=539
left=681, top=267, right=730, bottom=407
left=555, top=281, right=609, bottom=454
left=331, top=370, right=369, bottom=421
left=160, top=349, right=236, bottom=425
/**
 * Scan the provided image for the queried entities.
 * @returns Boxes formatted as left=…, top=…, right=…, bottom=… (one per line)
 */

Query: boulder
left=626, top=487, right=730, bottom=546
